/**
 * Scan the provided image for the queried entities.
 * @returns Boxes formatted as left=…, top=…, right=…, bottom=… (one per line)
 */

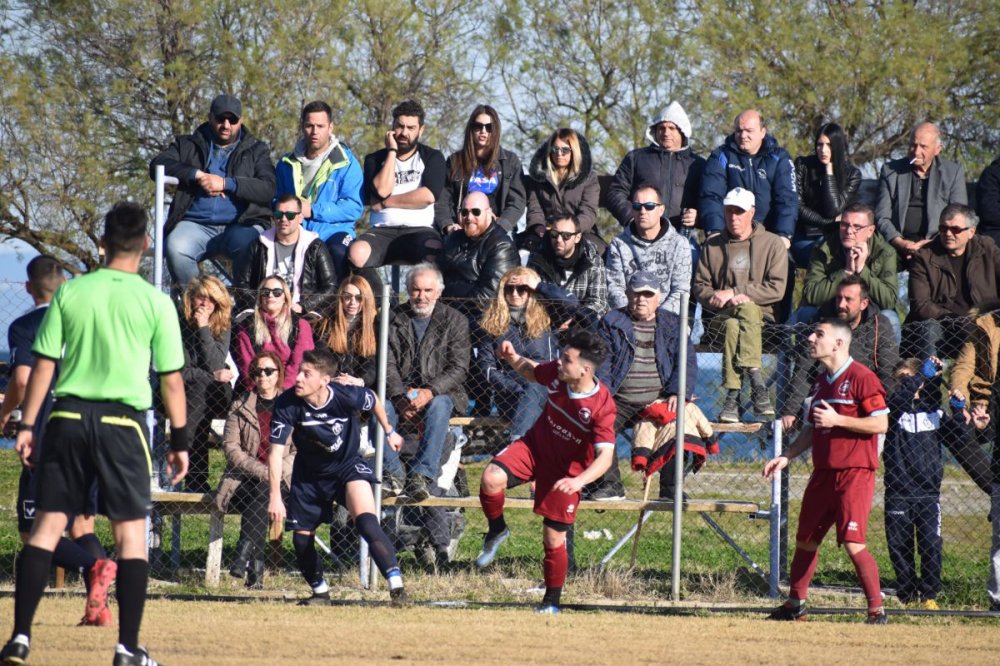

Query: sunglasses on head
left=271, top=210, right=298, bottom=221
left=460, top=207, right=483, bottom=218
left=250, top=367, right=278, bottom=378
left=549, top=230, right=578, bottom=241
left=259, top=287, right=284, bottom=298
left=632, top=201, right=661, bottom=211
left=504, top=284, right=531, bottom=296
left=471, top=122, right=493, bottom=133
left=550, top=146, right=571, bottom=156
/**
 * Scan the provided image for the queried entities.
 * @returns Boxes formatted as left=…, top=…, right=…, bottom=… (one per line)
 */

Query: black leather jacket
left=438, top=222, right=519, bottom=310
left=794, top=154, right=861, bottom=237
left=237, top=232, right=339, bottom=318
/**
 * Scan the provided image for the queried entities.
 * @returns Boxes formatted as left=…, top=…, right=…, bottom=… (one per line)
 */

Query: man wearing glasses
left=527, top=216, right=609, bottom=325
left=907, top=204, right=1000, bottom=357
left=798, top=203, right=900, bottom=338
left=235, top=193, right=339, bottom=319
left=606, top=184, right=692, bottom=314
left=150, top=93, right=276, bottom=287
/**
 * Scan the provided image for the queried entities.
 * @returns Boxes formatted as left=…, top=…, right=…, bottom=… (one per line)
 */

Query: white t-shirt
left=369, top=152, right=435, bottom=228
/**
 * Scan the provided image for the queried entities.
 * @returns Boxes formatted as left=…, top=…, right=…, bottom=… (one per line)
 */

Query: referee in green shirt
left=2, top=202, right=189, bottom=666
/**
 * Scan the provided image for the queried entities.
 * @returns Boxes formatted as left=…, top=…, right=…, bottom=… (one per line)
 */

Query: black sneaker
left=434, top=549, right=451, bottom=574
left=0, top=635, right=29, bottom=665
left=588, top=483, right=625, bottom=502
left=380, top=474, right=405, bottom=498
left=864, top=608, right=888, bottom=625
left=298, top=591, right=331, bottom=606
left=719, top=390, right=740, bottom=423
left=113, top=645, right=161, bottom=666
left=402, top=474, right=431, bottom=502
left=766, top=600, right=808, bottom=621
left=750, top=380, right=775, bottom=417
left=389, top=587, right=411, bottom=608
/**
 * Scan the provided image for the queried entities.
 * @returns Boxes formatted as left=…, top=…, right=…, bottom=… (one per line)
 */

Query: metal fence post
left=769, top=420, right=783, bottom=598
left=364, top=283, right=393, bottom=588
left=671, top=292, right=690, bottom=601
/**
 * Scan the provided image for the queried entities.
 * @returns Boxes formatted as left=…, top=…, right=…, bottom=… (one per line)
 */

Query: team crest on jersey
left=330, top=420, right=344, bottom=436
left=838, top=379, right=851, bottom=397
left=578, top=407, right=592, bottom=424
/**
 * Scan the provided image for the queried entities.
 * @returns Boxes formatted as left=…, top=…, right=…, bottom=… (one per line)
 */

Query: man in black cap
left=150, top=93, right=276, bottom=287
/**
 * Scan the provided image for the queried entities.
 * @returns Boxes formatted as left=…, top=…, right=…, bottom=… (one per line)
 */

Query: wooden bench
left=151, top=491, right=225, bottom=586
left=383, top=496, right=758, bottom=513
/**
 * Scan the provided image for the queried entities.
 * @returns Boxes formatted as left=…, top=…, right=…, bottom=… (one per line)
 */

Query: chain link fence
left=0, top=277, right=996, bottom=610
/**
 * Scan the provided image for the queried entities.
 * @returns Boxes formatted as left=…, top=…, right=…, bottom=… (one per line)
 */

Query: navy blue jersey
left=270, top=383, right=376, bottom=474
left=7, top=306, right=57, bottom=462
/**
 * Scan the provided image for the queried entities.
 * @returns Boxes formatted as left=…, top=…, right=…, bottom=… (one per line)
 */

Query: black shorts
left=17, top=466, right=100, bottom=534
left=354, top=226, right=442, bottom=267
left=286, top=456, right=376, bottom=532
left=36, top=397, right=152, bottom=521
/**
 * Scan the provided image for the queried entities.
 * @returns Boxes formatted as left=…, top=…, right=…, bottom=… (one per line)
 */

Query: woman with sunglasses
left=792, top=122, right=862, bottom=268
left=434, top=105, right=526, bottom=235
left=234, top=276, right=315, bottom=392
left=315, top=276, right=378, bottom=390
left=215, top=351, right=295, bottom=589
left=523, top=128, right=604, bottom=254
left=180, top=275, right=235, bottom=492
left=477, top=267, right=563, bottom=439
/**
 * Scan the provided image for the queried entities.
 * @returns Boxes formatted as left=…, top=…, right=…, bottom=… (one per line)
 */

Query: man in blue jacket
left=275, top=100, right=364, bottom=281
left=699, top=109, right=798, bottom=246
left=587, top=271, right=698, bottom=500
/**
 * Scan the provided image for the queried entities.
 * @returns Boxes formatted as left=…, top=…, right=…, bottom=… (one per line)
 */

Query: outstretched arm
left=498, top=340, right=540, bottom=382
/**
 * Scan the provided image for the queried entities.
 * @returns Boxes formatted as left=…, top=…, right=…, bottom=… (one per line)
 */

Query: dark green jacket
left=802, top=231, right=897, bottom=310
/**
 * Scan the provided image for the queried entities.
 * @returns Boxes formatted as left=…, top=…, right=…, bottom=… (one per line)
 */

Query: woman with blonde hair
left=234, top=275, right=314, bottom=391
left=477, top=266, right=565, bottom=439
left=180, top=275, right=235, bottom=492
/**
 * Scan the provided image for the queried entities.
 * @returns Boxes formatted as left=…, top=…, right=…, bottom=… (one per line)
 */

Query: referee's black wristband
left=170, top=424, right=191, bottom=453
left=16, top=422, right=34, bottom=433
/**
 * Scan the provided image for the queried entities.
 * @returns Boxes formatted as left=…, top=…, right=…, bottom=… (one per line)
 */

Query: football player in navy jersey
left=267, top=349, right=409, bottom=605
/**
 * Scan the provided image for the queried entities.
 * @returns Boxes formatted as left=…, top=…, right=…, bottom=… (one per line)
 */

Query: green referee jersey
left=33, top=268, right=185, bottom=411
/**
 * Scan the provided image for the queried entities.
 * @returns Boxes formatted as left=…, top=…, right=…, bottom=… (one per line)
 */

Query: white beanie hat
left=648, top=101, right=692, bottom=143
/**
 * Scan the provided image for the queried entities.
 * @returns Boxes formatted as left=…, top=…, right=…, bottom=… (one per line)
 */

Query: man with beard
left=781, top=274, right=898, bottom=432
left=349, top=100, right=447, bottom=294
left=527, top=216, right=608, bottom=327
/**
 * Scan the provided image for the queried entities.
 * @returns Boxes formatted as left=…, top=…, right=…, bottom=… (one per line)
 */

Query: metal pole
left=154, top=165, right=166, bottom=291
left=364, top=283, right=393, bottom=588
left=769, top=420, right=783, bottom=597
left=671, top=291, right=690, bottom=601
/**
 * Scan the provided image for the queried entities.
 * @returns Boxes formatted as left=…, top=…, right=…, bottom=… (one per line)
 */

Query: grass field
left=1, top=596, right=997, bottom=665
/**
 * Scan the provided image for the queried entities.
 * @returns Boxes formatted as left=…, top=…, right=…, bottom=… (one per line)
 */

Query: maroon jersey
left=523, top=361, right=617, bottom=477
left=806, top=358, right=888, bottom=470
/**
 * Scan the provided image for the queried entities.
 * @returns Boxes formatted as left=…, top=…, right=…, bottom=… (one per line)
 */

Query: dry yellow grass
left=1, top=596, right=996, bottom=665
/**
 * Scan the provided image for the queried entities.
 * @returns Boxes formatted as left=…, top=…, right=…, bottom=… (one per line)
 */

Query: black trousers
left=885, top=495, right=942, bottom=601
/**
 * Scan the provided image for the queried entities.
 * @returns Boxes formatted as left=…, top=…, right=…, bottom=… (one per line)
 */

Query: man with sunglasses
left=906, top=204, right=1000, bottom=357
left=150, top=93, right=276, bottom=287
left=527, top=217, right=608, bottom=326
left=606, top=184, right=692, bottom=315
left=236, top=193, right=338, bottom=318
left=607, top=101, right=705, bottom=234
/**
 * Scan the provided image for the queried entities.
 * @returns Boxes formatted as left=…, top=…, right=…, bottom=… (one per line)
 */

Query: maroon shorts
left=492, top=439, right=581, bottom=524
left=796, top=468, right=876, bottom=545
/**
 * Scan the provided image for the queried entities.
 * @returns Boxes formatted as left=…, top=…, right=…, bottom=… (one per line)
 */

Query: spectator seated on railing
left=477, top=267, right=561, bottom=442
left=590, top=271, right=698, bottom=501
left=179, top=275, right=235, bottom=493
left=693, top=187, right=788, bottom=423
left=798, top=202, right=899, bottom=338
left=233, top=276, right=314, bottom=392
left=383, top=264, right=470, bottom=502
left=149, top=93, right=276, bottom=287
left=348, top=99, right=446, bottom=295
left=435, top=104, right=525, bottom=238
left=214, top=351, right=294, bottom=589
left=606, top=183, right=692, bottom=315
left=234, top=193, right=338, bottom=320
left=527, top=216, right=608, bottom=324
left=906, top=204, right=1000, bottom=358
left=275, top=100, right=364, bottom=282
left=781, top=274, right=898, bottom=433
left=523, top=128, right=603, bottom=254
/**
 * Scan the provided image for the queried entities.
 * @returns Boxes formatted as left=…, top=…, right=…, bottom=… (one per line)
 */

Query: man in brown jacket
left=693, top=188, right=788, bottom=422
left=907, top=204, right=1000, bottom=358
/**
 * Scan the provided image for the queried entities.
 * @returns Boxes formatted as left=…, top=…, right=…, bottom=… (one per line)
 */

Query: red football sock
left=479, top=489, right=507, bottom=533
left=543, top=543, right=568, bottom=590
left=788, top=547, right=820, bottom=601
left=848, top=547, right=883, bottom=611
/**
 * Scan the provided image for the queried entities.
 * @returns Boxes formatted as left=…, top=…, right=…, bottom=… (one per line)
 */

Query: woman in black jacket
left=316, top=275, right=379, bottom=390
left=792, top=122, right=861, bottom=268
left=180, top=275, right=234, bottom=492
left=434, top=105, right=526, bottom=235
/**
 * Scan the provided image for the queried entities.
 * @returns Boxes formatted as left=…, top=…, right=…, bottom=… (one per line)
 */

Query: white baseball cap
left=723, top=187, right=755, bottom=211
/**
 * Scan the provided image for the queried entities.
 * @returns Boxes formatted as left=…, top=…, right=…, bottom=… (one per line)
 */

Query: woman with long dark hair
left=792, top=122, right=862, bottom=268
left=434, top=104, right=526, bottom=235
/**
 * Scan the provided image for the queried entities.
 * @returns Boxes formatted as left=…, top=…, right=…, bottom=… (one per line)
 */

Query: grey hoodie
left=605, top=221, right=692, bottom=314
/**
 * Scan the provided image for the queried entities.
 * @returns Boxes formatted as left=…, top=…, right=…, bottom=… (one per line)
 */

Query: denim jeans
left=383, top=395, right=455, bottom=481
left=165, top=220, right=264, bottom=286
left=498, top=382, right=547, bottom=441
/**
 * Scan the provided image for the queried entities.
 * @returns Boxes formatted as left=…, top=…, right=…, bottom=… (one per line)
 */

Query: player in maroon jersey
left=474, top=329, right=617, bottom=613
left=763, top=318, right=890, bottom=624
